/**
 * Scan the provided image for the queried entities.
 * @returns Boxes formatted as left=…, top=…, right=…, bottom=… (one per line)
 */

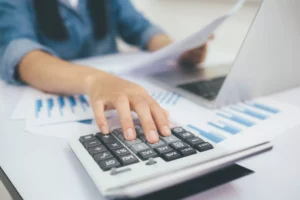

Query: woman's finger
left=163, top=109, right=169, bottom=119
left=131, top=98, right=159, bottom=144
left=114, top=95, right=136, bottom=140
left=92, top=100, right=110, bottom=134
left=148, top=99, right=171, bottom=137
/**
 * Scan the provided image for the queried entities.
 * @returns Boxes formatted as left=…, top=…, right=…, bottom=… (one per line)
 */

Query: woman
left=0, top=0, right=208, bottom=143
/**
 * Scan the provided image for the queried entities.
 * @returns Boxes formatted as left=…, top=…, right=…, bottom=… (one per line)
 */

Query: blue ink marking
left=58, top=96, right=65, bottom=116
left=47, top=98, right=54, bottom=117
left=68, top=96, right=77, bottom=113
left=208, top=121, right=240, bottom=135
left=251, top=103, right=280, bottom=114
left=217, top=112, right=255, bottom=127
left=187, top=124, right=224, bottom=143
left=230, top=106, right=268, bottom=120
left=35, top=99, right=43, bottom=118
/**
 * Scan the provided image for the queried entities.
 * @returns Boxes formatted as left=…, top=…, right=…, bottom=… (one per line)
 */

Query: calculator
left=68, top=124, right=272, bottom=199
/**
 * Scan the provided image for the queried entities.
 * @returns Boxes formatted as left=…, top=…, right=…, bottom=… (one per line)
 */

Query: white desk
left=1, top=53, right=300, bottom=200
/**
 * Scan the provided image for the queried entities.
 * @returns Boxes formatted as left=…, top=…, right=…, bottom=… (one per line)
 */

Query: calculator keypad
left=79, top=126, right=214, bottom=171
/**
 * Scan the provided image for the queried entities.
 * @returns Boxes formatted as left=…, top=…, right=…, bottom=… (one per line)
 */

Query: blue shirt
left=0, top=0, right=163, bottom=84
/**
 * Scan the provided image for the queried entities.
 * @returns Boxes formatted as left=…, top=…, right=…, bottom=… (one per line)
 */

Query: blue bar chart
left=187, top=102, right=281, bottom=144
left=31, top=95, right=93, bottom=126
left=216, top=112, right=255, bottom=127
left=230, top=106, right=268, bottom=120
left=35, top=99, right=43, bottom=118
left=151, top=91, right=182, bottom=106
left=187, top=124, right=225, bottom=143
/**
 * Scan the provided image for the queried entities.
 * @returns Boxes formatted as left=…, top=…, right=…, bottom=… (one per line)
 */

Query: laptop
left=148, top=0, right=300, bottom=108
left=68, top=0, right=299, bottom=198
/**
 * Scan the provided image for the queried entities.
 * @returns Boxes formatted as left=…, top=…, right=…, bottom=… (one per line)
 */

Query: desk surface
left=1, top=52, right=300, bottom=200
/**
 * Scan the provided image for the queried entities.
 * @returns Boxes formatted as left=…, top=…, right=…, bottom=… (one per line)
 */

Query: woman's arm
left=19, top=50, right=171, bottom=143
left=19, top=50, right=99, bottom=95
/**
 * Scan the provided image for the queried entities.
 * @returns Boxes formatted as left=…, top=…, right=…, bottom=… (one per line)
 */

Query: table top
left=1, top=53, right=300, bottom=200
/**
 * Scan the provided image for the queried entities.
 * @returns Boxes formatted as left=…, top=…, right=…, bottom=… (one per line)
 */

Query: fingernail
left=126, top=128, right=135, bottom=140
left=163, top=126, right=171, bottom=136
left=101, top=125, right=109, bottom=134
left=149, top=130, right=159, bottom=142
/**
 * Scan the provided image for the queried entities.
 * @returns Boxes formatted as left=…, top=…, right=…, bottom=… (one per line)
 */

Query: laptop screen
left=149, top=1, right=262, bottom=102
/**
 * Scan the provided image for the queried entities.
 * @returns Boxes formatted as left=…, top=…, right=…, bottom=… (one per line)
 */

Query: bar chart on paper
left=151, top=91, right=182, bottom=106
left=29, top=94, right=94, bottom=126
left=186, top=101, right=282, bottom=144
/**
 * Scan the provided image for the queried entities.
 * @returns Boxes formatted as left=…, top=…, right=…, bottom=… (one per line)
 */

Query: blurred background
left=120, top=0, right=262, bottom=66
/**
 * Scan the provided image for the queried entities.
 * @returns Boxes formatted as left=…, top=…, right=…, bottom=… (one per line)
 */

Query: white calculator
left=68, top=124, right=272, bottom=199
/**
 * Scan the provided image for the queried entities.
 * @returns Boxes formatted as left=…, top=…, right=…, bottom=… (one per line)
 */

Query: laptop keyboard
left=177, top=76, right=226, bottom=100
left=79, top=126, right=213, bottom=171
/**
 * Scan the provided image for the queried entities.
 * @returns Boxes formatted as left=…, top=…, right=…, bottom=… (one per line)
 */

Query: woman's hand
left=179, top=35, right=214, bottom=67
left=85, top=72, right=171, bottom=143
left=179, top=44, right=208, bottom=67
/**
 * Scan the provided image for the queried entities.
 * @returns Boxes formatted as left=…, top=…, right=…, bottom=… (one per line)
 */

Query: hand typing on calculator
left=86, top=72, right=171, bottom=143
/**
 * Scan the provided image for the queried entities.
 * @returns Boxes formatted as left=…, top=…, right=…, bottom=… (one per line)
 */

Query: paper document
left=26, top=93, right=93, bottom=126
left=169, top=97, right=300, bottom=151
left=125, top=0, right=246, bottom=76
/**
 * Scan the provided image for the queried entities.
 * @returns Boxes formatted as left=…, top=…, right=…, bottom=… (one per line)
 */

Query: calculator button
left=118, top=154, right=139, bottom=166
left=161, top=135, right=180, bottom=144
left=170, top=141, right=189, bottom=150
left=154, top=145, right=173, bottom=155
left=116, top=133, right=125, bottom=141
left=94, top=151, right=113, bottom=162
left=112, top=128, right=123, bottom=136
left=96, top=133, right=117, bottom=143
left=186, top=137, right=204, bottom=147
left=88, top=145, right=107, bottom=155
left=112, top=147, right=130, bottom=157
left=195, top=142, right=213, bottom=152
left=130, top=143, right=150, bottom=154
left=124, top=138, right=142, bottom=147
left=137, top=135, right=147, bottom=142
left=138, top=149, right=158, bottom=160
left=98, top=158, right=121, bottom=171
left=79, top=134, right=95, bottom=144
left=107, top=141, right=123, bottom=150
left=146, top=157, right=157, bottom=165
left=147, top=140, right=165, bottom=149
left=161, top=151, right=182, bottom=161
left=83, top=140, right=101, bottom=149
left=173, top=132, right=195, bottom=140
left=178, top=147, right=197, bottom=157
left=171, top=127, right=186, bottom=134
left=135, top=125, right=144, bottom=135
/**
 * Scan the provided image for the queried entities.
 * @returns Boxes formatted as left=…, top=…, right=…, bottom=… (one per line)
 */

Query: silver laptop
left=148, top=0, right=300, bottom=109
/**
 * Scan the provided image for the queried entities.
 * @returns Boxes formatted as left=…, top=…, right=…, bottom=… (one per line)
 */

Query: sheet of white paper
left=124, top=0, right=246, bottom=76
left=168, top=96, right=300, bottom=151
left=11, top=87, right=45, bottom=119
left=25, top=92, right=94, bottom=126
left=24, top=87, right=300, bottom=147
left=72, top=52, right=150, bottom=74
left=126, top=15, right=229, bottom=76
left=24, top=110, right=134, bottom=139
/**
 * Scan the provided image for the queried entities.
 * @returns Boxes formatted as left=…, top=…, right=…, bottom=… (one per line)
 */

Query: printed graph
left=35, top=95, right=90, bottom=119
left=188, top=102, right=280, bottom=144
left=151, top=91, right=182, bottom=106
